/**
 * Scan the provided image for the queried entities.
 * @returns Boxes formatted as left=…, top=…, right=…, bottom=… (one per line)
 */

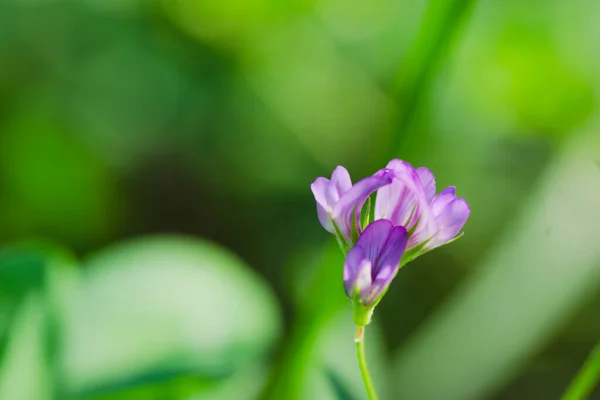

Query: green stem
left=355, top=326, right=379, bottom=400
left=561, top=341, right=600, bottom=400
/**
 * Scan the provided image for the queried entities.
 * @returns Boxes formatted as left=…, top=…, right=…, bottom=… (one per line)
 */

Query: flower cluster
left=311, top=159, right=470, bottom=324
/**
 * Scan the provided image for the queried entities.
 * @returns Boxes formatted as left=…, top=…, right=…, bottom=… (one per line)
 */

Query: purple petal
left=405, top=201, right=439, bottom=249
left=310, top=166, right=353, bottom=235
left=352, top=221, right=407, bottom=306
left=431, top=186, right=457, bottom=216
left=375, top=160, right=421, bottom=226
left=404, top=186, right=449, bottom=246
left=375, top=160, right=435, bottom=234
left=385, top=158, right=414, bottom=172
left=330, top=166, right=352, bottom=198
left=416, top=167, right=436, bottom=203
left=404, top=186, right=456, bottom=249
left=310, top=177, right=335, bottom=233
left=428, top=198, right=470, bottom=249
left=315, top=204, right=333, bottom=233
left=355, top=219, right=395, bottom=264
left=375, top=178, right=417, bottom=227
left=332, top=169, right=394, bottom=242
left=310, top=177, right=330, bottom=209
left=361, top=265, right=394, bottom=306
left=343, top=246, right=368, bottom=298
left=373, top=225, right=407, bottom=277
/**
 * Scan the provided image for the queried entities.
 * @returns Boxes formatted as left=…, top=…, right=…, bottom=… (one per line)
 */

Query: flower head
left=310, top=159, right=469, bottom=325
left=343, top=219, right=407, bottom=309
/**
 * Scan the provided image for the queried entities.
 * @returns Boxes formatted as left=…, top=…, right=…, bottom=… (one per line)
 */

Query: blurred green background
left=1, top=0, right=599, bottom=399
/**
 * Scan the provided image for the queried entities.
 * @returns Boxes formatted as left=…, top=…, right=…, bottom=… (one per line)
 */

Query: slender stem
left=561, top=341, right=600, bottom=400
left=355, top=326, right=379, bottom=400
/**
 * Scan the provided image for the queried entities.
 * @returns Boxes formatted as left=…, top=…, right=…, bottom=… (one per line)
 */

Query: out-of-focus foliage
left=0, top=0, right=599, bottom=399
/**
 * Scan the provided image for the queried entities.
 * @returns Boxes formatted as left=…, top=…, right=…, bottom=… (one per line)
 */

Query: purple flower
left=343, top=219, right=407, bottom=307
left=375, top=159, right=470, bottom=254
left=311, top=166, right=395, bottom=249
left=310, top=159, right=470, bottom=325
left=311, top=159, right=469, bottom=268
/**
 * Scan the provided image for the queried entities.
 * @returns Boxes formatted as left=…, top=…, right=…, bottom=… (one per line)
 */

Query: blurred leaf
left=392, top=128, right=600, bottom=399
left=189, top=364, right=269, bottom=400
left=324, top=368, right=358, bottom=400
left=0, top=294, right=52, bottom=400
left=0, top=243, right=78, bottom=362
left=0, top=242, right=80, bottom=400
left=59, top=236, right=281, bottom=397
left=561, top=341, right=600, bottom=400
left=88, top=364, right=270, bottom=400
left=81, top=375, right=213, bottom=400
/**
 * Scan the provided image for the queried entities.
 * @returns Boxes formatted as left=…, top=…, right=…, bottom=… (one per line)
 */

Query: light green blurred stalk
left=561, top=341, right=600, bottom=400
left=376, top=0, right=477, bottom=167
left=392, top=127, right=600, bottom=399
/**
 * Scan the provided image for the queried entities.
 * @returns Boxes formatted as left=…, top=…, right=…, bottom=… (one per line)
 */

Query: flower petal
left=332, top=168, right=394, bottom=243
left=375, top=178, right=417, bottom=226
left=355, top=219, right=395, bottom=264
left=416, top=167, right=436, bottom=203
left=431, top=186, right=456, bottom=216
left=361, top=265, right=393, bottom=306
left=310, top=167, right=353, bottom=235
left=310, top=177, right=335, bottom=233
left=343, top=246, right=367, bottom=298
left=375, top=160, right=422, bottom=226
left=350, top=221, right=407, bottom=306
left=373, top=225, right=407, bottom=277
left=428, top=198, right=470, bottom=249
left=310, top=177, right=330, bottom=210
left=330, top=166, right=352, bottom=199
left=375, top=160, right=439, bottom=252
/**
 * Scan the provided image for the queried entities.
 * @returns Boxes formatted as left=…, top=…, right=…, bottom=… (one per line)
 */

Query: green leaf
left=360, top=196, right=372, bottom=231
left=404, top=206, right=418, bottom=237
left=350, top=208, right=360, bottom=247
left=399, top=240, right=428, bottom=267
left=331, top=218, right=350, bottom=254
left=59, top=236, right=282, bottom=397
